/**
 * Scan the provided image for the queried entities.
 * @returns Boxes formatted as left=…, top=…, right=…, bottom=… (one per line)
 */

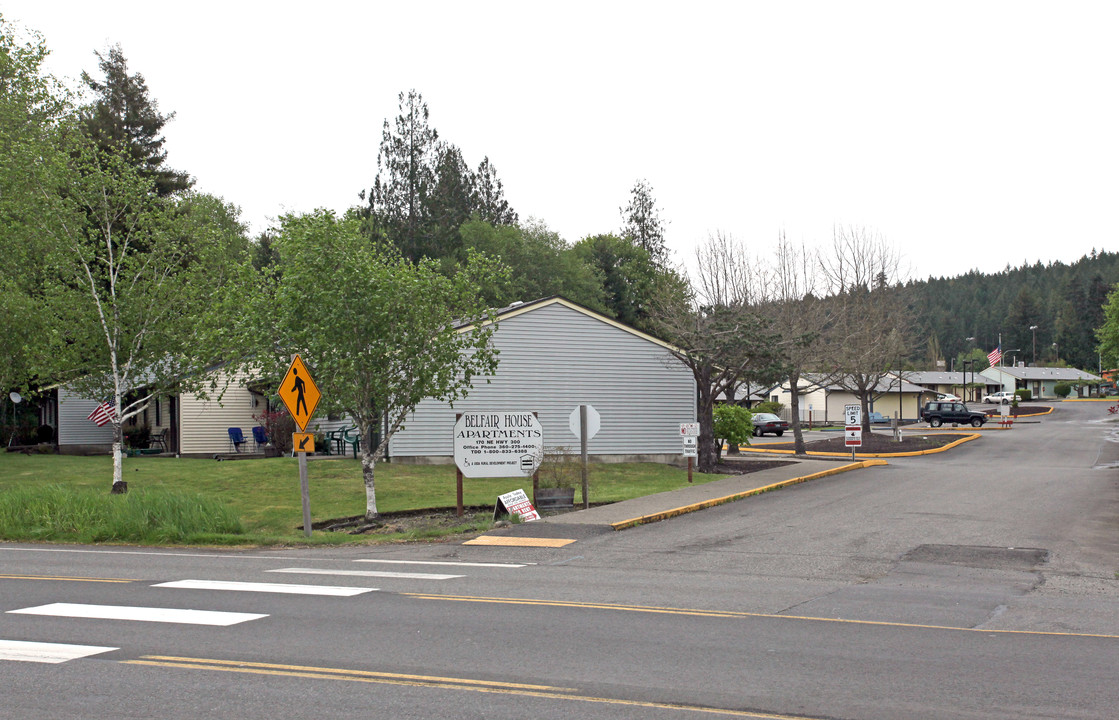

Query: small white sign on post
left=680, top=422, right=700, bottom=437
left=682, top=436, right=698, bottom=457
left=844, top=404, right=862, bottom=427
left=845, top=427, right=863, bottom=447
left=454, top=411, right=544, bottom=478
left=494, top=489, right=540, bottom=522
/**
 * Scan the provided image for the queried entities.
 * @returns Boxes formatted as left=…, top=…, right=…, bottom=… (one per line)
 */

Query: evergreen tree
left=473, top=156, right=518, bottom=226
left=364, top=89, right=440, bottom=261
left=427, top=142, right=475, bottom=263
left=619, top=178, right=668, bottom=266
left=79, top=44, right=192, bottom=197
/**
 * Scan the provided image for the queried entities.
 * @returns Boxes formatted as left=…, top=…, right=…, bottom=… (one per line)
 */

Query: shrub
left=1053, top=382, right=1071, bottom=398
left=253, top=409, right=295, bottom=452
left=536, top=446, right=580, bottom=489
left=715, top=404, right=754, bottom=459
left=751, top=401, right=783, bottom=415
left=1015, top=388, right=1032, bottom=402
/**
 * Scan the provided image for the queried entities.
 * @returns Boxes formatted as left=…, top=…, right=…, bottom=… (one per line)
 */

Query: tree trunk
left=788, top=371, right=808, bottom=456
left=697, top=390, right=718, bottom=473
left=362, top=448, right=378, bottom=520
left=110, top=423, right=126, bottom=493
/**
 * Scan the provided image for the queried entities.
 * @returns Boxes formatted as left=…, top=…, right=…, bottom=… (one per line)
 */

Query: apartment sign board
left=454, top=411, right=544, bottom=478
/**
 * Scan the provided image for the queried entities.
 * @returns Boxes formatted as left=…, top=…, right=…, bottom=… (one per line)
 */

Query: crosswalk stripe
left=153, top=580, right=376, bottom=596
left=268, top=568, right=464, bottom=580
left=353, top=559, right=527, bottom=568
left=0, top=639, right=118, bottom=664
left=7, top=603, right=267, bottom=626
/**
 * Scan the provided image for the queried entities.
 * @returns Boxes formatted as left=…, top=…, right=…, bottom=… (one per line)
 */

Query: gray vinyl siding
left=57, top=388, right=114, bottom=447
left=389, top=302, right=696, bottom=459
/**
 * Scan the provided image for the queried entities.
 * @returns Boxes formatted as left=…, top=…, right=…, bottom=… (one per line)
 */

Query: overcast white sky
left=6, top=1, right=1118, bottom=282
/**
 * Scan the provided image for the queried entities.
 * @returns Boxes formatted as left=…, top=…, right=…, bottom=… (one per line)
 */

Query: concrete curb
left=737, top=433, right=981, bottom=459
left=610, top=459, right=888, bottom=531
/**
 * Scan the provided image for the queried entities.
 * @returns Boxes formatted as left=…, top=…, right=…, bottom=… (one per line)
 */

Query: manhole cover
left=902, top=544, right=1048, bottom=570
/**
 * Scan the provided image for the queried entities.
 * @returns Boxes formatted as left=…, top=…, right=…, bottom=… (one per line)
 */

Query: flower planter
left=535, top=487, right=575, bottom=510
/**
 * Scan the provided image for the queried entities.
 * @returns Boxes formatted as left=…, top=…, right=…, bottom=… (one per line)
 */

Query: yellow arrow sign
left=292, top=432, right=315, bottom=453
left=278, top=355, right=321, bottom=432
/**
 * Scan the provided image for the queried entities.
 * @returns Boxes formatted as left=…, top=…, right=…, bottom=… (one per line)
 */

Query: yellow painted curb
left=1012, top=406, right=1054, bottom=417
left=610, top=459, right=888, bottom=531
left=738, top=433, right=980, bottom=459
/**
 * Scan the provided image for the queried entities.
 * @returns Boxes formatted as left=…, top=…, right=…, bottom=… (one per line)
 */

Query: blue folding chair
left=227, top=427, right=247, bottom=453
left=251, top=426, right=268, bottom=451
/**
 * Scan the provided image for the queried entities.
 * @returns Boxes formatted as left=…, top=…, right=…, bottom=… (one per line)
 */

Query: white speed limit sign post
left=844, top=404, right=862, bottom=460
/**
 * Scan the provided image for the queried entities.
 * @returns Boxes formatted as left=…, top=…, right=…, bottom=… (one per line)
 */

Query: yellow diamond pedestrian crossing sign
left=278, top=355, right=320, bottom=432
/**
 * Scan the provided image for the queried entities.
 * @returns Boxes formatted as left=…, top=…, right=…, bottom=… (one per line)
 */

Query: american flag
left=987, top=346, right=1002, bottom=367
left=86, top=401, right=117, bottom=427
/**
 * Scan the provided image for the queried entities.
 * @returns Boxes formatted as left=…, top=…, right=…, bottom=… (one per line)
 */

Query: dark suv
left=920, top=401, right=986, bottom=428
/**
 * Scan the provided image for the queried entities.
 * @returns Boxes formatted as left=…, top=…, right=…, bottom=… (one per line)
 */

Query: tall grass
left=0, top=485, right=244, bottom=544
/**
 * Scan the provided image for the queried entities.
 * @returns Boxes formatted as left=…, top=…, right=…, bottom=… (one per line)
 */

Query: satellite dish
left=9, top=392, right=21, bottom=404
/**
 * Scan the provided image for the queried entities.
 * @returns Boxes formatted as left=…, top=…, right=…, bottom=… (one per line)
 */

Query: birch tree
left=36, top=134, right=252, bottom=491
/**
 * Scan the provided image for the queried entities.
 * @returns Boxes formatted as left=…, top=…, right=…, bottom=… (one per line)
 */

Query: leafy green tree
left=34, top=133, right=253, bottom=491
left=459, top=218, right=603, bottom=309
left=0, top=16, right=68, bottom=396
left=620, top=179, right=668, bottom=267
left=79, top=44, right=192, bottom=197
left=265, top=210, right=506, bottom=520
left=571, top=234, right=687, bottom=332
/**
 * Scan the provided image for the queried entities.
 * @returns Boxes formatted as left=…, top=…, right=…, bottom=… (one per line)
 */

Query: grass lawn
left=0, top=453, right=714, bottom=546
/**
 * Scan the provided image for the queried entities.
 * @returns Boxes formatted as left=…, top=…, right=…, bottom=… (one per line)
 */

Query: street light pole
left=1029, top=325, right=1038, bottom=365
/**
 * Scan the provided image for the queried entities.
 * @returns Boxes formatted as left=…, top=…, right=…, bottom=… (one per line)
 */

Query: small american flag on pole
left=86, top=401, right=117, bottom=427
left=987, top=345, right=1002, bottom=367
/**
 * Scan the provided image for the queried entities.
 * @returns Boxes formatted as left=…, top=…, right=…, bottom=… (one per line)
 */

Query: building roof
left=776, top=372, right=929, bottom=395
left=902, top=371, right=994, bottom=386
left=983, top=365, right=1103, bottom=382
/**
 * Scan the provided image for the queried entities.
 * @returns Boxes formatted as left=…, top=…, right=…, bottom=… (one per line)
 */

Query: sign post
left=279, top=355, right=322, bottom=537
left=569, top=404, right=600, bottom=509
left=680, top=422, right=699, bottom=483
left=844, top=404, right=863, bottom=461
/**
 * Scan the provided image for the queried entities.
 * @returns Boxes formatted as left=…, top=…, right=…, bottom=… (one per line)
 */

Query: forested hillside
left=907, top=251, right=1119, bottom=371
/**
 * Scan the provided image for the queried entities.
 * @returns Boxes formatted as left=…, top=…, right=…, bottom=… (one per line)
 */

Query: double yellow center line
left=122, top=655, right=815, bottom=719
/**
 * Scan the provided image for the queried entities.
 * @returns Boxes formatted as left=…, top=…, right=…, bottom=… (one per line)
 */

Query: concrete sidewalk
left=470, top=457, right=886, bottom=544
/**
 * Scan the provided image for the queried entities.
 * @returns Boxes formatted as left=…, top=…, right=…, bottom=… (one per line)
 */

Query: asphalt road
left=2, top=402, right=1117, bottom=719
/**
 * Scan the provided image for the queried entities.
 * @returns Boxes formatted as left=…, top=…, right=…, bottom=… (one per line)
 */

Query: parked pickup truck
left=920, top=401, right=987, bottom=428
